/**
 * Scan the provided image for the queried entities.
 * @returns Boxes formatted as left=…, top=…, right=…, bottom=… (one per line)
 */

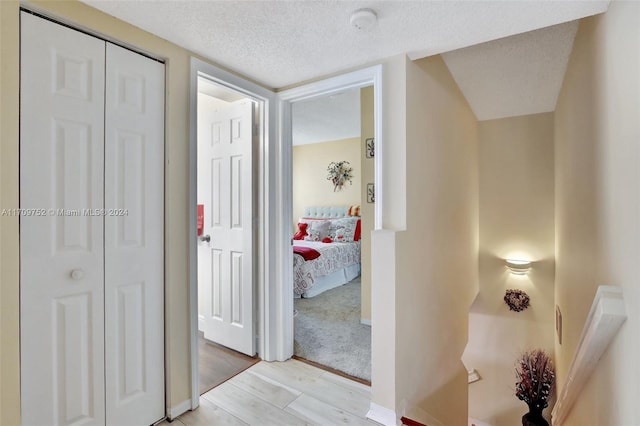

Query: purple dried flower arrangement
left=515, top=349, right=555, bottom=414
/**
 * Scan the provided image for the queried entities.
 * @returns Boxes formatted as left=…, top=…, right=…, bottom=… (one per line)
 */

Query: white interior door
left=104, top=43, right=165, bottom=425
left=198, top=99, right=255, bottom=356
left=20, top=12, right=106, bottom=425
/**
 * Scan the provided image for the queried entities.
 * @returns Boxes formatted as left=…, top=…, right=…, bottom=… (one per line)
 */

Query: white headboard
left=303, top=206, right=350, bottom=219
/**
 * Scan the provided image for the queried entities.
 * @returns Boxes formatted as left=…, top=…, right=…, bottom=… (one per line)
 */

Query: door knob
left=200, top=234, right=211, bottom=243
left=70, top=269, right=84, bottom=280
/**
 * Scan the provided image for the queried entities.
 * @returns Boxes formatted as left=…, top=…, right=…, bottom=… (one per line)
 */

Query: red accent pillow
left=293, top=222, right=308, bottom=240
left=354, top=219, right=362, bottom=241
left=322, top=237, right=333, bottom=243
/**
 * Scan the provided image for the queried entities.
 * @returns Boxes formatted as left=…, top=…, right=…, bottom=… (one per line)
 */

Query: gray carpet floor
left=294, top=277, right=371, bottom=382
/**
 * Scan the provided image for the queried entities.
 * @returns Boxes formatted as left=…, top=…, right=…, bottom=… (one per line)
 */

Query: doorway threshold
left=292, top=355, right=371, bottom=387
left=199, top=332, right=260, bottom=395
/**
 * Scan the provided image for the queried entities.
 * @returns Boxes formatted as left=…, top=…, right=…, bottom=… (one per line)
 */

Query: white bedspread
left=293, top=240, right=360, bottom=296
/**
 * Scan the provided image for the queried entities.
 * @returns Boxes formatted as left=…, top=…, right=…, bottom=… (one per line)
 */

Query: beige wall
left=394, top=55, right=479, bottom=424
left=0, top=1, right=204, bottom=422
left=464, top=113, right=555, bottom=425
left=370, top=54, right=407, bottom=412
left=0, top=2, right=21, bottom=425
left=554, top=2, right=640, bottom=424
left=381, top=57, right=408, bottom=231
left=360, top=86, right=374, bottom=323
left=292, top=137, right=361, bottom=228
left=371, top=54, right=478, bottom=424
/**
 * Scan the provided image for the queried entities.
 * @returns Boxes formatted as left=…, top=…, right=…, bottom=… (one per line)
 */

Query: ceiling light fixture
left=350, top=8, right=377, bottom=31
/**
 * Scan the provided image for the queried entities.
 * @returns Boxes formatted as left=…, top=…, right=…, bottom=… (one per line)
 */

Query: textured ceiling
left=80, top=0, right=609, bottom=90
left=442, top=20, right=580, bottom=121
left=79, top=1, right=610, bottom=123
left=292, top=88, right=361, bottom=146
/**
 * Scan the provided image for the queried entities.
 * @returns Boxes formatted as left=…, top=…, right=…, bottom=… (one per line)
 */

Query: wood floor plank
left=229, top=369, right=302, bottom=409
left=157, top=420, right=186, bottom=426
left=249, top=358, right=328, bottom=384
left=199, top=333, right=259, bottom=395
left=202, top=380, right=306, bottom=425
left=285, top=393, right=376, bottom=426
left=250, top=361, right=371, bottom=418
left=176, top=397, right=248, bottom=426
left=262, top=358, right=325, bottom=377
left=172, top=360, right=374, bottom=426
left=320, top=370, right=371, bottom=397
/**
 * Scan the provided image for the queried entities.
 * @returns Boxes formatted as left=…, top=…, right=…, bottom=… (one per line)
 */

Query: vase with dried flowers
left=515, top=349, right=555, bottom=426
left=326, top=161, right=353, bottom=192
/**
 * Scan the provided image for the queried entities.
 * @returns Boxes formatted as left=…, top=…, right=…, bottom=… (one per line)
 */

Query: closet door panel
left=104, top=42, right=165, bottom=426
left=20, top=12, right=106, bottom=426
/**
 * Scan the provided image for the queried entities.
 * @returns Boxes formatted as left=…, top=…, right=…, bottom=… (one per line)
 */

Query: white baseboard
left=168, top=398, right=192, bottom=420
left=367, top=402, right=397, bottom=426
left=361, top=318, right=372, bottom=326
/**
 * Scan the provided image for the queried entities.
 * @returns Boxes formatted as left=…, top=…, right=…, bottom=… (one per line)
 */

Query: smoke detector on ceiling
left=350, top=8, right=377, bottom=31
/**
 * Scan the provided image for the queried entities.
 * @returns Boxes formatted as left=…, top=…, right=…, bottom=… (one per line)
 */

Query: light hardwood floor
left=198, top=333, right=259, bottom=395
left=160, top=359, right=380, bottom=426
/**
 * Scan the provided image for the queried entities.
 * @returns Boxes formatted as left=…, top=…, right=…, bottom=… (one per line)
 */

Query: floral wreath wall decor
left=504, top=289, right=530, bottom=312
left=327, top=161, right=353, bottom=192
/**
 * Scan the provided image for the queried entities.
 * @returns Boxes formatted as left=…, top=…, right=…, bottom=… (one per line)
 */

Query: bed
left=293, top=206, right=361, bottom=298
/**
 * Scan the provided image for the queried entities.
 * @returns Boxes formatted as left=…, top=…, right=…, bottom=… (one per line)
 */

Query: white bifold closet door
left=20, top=12, right=164, bottom=426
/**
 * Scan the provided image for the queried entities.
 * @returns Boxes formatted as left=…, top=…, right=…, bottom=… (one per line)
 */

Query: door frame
left=275, top=65, right=384, bottom=359
left=188, top=60, right=384, bottom=408
left=188, top=57, right=276, bottom=409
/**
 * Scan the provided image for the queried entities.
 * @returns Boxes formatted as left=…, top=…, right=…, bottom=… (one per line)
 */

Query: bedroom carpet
left=294, top=277, right=371, bottom=382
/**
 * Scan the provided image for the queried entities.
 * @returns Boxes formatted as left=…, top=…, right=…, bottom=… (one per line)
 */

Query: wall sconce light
left=505, top=259, right=532, bottom=275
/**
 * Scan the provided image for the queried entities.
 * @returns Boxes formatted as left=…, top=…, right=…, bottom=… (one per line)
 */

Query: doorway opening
left=188, top=59, right=381, bottom=416
left=290, top=87, right=374, bottom=384
left=188, top=57, right=277, bottom=413
left=195, top=75, right=261, bottom=395
left=276, top=65, right=383, bottom=396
